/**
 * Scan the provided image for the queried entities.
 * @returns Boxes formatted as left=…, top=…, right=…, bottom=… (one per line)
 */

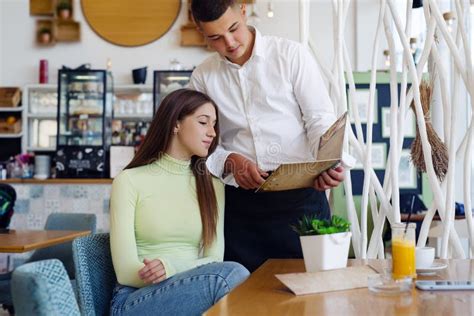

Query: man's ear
left=193, top=16, right=202, bottom=33
left=196, top=23, right=204, bottom=35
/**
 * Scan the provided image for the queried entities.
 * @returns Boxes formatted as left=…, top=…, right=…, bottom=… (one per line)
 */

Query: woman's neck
left=165, top=150, right=192, bottom=162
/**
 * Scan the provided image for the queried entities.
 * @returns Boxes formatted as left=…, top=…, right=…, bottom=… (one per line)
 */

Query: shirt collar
left=219, top=26, right=265, bottom=67
left=251, top=27, right=265, bottom=60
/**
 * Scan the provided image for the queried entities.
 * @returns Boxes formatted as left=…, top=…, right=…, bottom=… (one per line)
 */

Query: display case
left=22, top=84, right=154, bottom=151
left=22, top=84, right=57, bottom=152
left=153, top=70, right=193, bottom=112
left=55, top=69, right=112, bottom=178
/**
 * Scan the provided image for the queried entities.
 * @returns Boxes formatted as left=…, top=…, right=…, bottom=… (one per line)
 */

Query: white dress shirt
left=190, top=28, right=337, bottom=186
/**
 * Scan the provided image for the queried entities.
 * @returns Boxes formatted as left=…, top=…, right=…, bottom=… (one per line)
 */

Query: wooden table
left=0, top=230, right=91, bottom=253
left=205, top=259, right=474, bottom=316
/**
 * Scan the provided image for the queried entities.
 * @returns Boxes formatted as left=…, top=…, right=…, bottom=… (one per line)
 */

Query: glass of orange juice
left=391, top=223, right=416, bottom=279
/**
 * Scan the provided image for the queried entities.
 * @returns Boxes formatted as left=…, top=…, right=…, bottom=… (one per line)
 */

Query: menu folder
left=256, top=112, right=348, bottom=192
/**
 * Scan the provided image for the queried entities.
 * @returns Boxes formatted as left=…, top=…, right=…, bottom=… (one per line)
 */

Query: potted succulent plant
left=38, top=27, right=52, bottom=44
left=292, top=214, right=352, bottom=272
left=57, top=0, right=72, bottom=19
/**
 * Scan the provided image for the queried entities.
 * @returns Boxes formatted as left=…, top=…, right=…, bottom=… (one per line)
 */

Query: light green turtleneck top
left=110, top=154, right=225, bottom=288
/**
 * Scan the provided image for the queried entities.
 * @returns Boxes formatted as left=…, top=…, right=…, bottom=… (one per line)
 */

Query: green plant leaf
left=291, top=213, right=351, bottom=236
left=291, top=214, right=319, bottom=236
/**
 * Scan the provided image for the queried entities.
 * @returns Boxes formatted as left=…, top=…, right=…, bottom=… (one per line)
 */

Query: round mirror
left=81, top=0, right=181, bottom=47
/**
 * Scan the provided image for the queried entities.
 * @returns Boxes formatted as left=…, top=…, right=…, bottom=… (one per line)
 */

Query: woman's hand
left=138, top=258, right=167, bottom=284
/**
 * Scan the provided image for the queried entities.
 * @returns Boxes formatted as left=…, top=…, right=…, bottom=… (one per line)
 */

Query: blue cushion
left=11, top=259, right=80, bottom=316
left=0, top=213, right=97, bottom=307
left=73, top=233, right=117, bottom=316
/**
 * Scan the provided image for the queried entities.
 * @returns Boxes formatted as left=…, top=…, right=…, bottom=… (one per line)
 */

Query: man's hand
left=138, top=258, right=166, bottom=284
left=314, top=165, right=345, bottom=191
left=225, top=153, right=268, bottom=190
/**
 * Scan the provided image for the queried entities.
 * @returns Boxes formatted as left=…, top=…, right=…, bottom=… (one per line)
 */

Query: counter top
left=0, top=178, right=113, bottom=184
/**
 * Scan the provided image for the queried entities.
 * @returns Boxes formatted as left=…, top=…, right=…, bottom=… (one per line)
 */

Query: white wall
left=355, top=0, right=383, bottom=71
left=0, top=0, right=357, bottom=86
left=1, top=0, right=210, bottom=85
left=309, top=0, right=356, bottom=68
left=0, top=1, right=3, bottom=84
left=0, top=0, right=7, bottom=86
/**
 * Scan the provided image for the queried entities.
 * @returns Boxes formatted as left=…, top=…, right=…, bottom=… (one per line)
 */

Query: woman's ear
left=173, top=123, right=180, bottom=135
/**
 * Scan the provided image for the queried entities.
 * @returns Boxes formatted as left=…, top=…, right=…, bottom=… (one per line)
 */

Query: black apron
left=223, top=185, right=330, bottom=272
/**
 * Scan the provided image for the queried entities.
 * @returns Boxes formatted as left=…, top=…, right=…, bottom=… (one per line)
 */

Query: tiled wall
left=9, top=184, right=111, bottom=231
left=0, top=183, right=112, bottom=272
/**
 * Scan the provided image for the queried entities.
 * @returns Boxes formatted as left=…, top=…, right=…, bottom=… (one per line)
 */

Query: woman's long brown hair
left=125, top=89, right=220, bottom=249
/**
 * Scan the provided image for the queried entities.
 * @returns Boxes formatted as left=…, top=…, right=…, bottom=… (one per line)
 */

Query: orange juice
left=392, top=238, right=416, bottom=279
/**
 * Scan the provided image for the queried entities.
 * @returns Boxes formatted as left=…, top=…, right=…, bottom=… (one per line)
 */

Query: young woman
left=110, top=89, right=249, bottom=316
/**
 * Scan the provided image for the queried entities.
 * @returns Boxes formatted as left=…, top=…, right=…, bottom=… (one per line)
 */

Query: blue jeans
left=110, top=261, right=249, bottom=316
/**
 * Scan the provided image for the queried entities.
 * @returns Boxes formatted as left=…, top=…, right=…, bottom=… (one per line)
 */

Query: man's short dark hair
left=191, top=0, right=237, bottom=23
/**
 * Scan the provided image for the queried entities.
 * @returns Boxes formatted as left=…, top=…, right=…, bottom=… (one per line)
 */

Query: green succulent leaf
left=291, top=213, right=351, bottom=236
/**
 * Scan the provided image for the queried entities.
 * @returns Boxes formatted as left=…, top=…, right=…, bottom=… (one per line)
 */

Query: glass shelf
left=0, top=133, right=23, bottom=138
left=58, top=70, right=109, bottom=147
left=0, top=107, right=23, bottom=112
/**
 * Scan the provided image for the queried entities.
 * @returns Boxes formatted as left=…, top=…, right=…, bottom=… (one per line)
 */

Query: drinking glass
left=391, top=223, right=416, bottom=279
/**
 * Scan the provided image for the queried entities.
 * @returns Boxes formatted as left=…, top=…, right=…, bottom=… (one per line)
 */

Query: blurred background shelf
left=0, top=107, right=23, bottom=112
left=26, top=146, right=55, bottom=152
left=29, top=0, right=55, bottom=16
left=0, top=133, right=23, bottom=138
left=28, top=113, right=56, bottom=119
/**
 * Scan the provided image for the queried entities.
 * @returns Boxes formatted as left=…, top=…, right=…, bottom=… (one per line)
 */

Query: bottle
left=39, top=59, right=49, bottom=84
left=112, top=130, right=121, bottom=145
left=0, top=165, right=6, bottom=180
left=128, top=128, right=136, bottom=146
left=134, top=128, right=142, bottom=147
left=6, top=157, right=15, bottom=178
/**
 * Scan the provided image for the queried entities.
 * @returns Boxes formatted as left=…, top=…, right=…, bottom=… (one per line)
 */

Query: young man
left=190, top=0, right=346, bottom=272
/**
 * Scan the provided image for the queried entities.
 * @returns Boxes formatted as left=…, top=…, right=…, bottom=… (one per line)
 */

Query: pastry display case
left=55, top=69, right=112, bottom=178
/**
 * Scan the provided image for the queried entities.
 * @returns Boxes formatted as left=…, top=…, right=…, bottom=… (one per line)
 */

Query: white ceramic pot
left=300, top=231, right=352, bottom=272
